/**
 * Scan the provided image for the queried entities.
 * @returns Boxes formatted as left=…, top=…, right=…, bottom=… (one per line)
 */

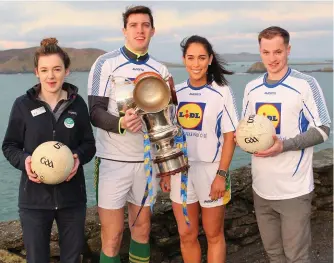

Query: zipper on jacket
left=54, top=186, right=58, bottom=210
left=24, top=178, right=28, bottom=192
left=34, top=90, right=77, bottom=211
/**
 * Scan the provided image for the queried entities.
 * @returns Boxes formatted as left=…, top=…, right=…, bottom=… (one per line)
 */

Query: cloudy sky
left=0, top=1, right=333, bottom=62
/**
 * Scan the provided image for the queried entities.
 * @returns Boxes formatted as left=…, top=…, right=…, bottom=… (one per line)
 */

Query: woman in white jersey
left=161, top=35, right=239, bottom=263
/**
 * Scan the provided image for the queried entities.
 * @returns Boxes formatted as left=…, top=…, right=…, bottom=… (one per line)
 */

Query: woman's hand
left=159, top=176, right=171, bottom=192
left=209, top=175, right=226, bottom=200
left=25, top=156, right=41, bottom=183
left=66, top=154, right=80, bottom=181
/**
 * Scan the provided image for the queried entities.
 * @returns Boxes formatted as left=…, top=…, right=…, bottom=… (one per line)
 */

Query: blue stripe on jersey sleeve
left=144, top=63, right=159, bottom=73
left=295, top=109, right=308, bottom=176
left=293, top=149, right=305, bottom=176
left=302, top=101, right=316, bottom=126
left=176, top=86, right=189, bottom=93
left=212, top=114, right=222, bottom=162
left=290, top=70, right=331, bottom=125
left=299, top=110, right=309, bottom=133
left=91, top=50, right=120, bottom=96
left=217, top=109, right=223, bottom=119
left=104, top=76, right=111, bottom=96
left=112, top=61, right=131, bottom=73
left=227, top=86, right=240, bottom=122
left=205, top=86, right=223, bottom=97
left=243, top=101, right=249, bottom=118
left=281, top=83, right=301, bottom=94
left=215, top=110, right=223, bottom=135
left=248, top=84, right=264, bottom=95
left=224, top=105, right=236, bottom=130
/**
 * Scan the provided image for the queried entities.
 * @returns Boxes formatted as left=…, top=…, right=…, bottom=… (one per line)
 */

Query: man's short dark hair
left=123, top=5, right=154, bottom=28
left=258, top=26, right=290, bottom=45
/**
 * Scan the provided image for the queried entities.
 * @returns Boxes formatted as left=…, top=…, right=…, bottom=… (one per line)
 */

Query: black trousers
left=19, top=205, right=86, bottom=263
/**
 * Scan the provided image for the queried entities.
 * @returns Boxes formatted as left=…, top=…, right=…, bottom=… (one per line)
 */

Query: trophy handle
left=167, top=76, right=178, bottom=106
left=134, top=106, right=145, bottom=115
left=111, top=75, right=133, bottom=84
left=112, top=75, right=136, bottom=117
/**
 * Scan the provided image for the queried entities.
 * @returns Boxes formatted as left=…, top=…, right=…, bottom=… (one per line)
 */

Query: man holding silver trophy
left=87, top=5, right=187, bottom=263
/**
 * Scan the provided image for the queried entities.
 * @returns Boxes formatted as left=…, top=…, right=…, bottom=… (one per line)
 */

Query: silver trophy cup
left=113, top=72, right=188, bottom=177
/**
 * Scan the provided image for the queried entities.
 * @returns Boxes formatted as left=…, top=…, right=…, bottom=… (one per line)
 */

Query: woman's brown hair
left=34, top=37, right=71, bottom=69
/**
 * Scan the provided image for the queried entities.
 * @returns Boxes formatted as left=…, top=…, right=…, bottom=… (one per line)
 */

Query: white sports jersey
left=88, top=47, right=171, bottom=161
left=242, top=68, right=331, bottom=200
left=176, top=80, right=239, bottom=162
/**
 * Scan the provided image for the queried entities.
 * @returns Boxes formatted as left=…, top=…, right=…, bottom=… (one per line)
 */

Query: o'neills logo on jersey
left=256, top=102, right=281, bottom=134
left=177, top=102, right=206, bottom=131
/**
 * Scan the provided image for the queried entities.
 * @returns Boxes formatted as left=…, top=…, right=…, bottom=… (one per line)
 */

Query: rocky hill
left=0, top=47, right=264, bottom=73
left=246, top=62, right=334, bottom=74
left=0, top=47, right=106, bottom=74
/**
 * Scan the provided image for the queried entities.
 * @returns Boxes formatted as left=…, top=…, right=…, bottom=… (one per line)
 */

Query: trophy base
left=154, top=151, right=189, bottom=177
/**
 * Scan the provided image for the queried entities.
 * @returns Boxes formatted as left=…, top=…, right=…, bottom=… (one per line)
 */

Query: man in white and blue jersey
left=242, top=26, right=331, bottom=263
left=87, top=6, right=172, bottom=263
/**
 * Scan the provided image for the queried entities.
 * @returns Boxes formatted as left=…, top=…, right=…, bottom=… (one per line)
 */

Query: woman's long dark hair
left=180, top=35, right=233, bottom=86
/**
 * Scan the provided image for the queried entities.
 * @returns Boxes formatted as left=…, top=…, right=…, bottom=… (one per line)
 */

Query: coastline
left=0, top=61, right=332, bottom=75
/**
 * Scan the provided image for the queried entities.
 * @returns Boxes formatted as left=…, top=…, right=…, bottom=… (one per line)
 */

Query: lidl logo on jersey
left=177, top=102, right=206, bottom=130
left=256, top=102, right=281, bottom=134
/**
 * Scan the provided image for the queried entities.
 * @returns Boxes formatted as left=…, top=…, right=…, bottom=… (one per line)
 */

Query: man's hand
left=25, top=156, right=41, bottom=183
left=254, top=135, right=283, bottom=157
left=121, top=108, right=142, bottom=133
left=209, top=175, right=226, bottom=200
left=66, top=154, right=80, bottom=182
left=159, top=176, right=171, bottom=192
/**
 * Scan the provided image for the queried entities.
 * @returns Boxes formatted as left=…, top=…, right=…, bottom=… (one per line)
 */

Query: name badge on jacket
left=31, top=106, right=46, bottom=117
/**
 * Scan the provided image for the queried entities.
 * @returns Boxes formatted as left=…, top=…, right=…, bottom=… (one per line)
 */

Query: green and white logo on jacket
left=64, top=118, right=75, bottom=128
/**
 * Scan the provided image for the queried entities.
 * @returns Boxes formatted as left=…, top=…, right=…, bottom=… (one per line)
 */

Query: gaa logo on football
left=244, top=137, right=259, bottom=143
left=40, top=157, right=54, bottom=168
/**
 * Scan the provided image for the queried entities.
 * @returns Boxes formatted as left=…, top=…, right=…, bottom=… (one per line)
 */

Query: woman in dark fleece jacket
left=2, top=38, right=96, bottom=263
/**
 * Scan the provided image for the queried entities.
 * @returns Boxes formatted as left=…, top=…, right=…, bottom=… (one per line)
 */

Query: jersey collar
left=121, top=46, right=149, bottom=62
left=263, top=67, right=291, bottom=88
left=187, top=79, right=209, bottom=90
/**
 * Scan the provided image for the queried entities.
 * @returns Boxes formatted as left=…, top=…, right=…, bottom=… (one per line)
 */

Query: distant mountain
left=246, top=62, right=333, bottom=74
left=0, top=47, right=106, bottom=74
left=0, top=47, right=262, bottom=73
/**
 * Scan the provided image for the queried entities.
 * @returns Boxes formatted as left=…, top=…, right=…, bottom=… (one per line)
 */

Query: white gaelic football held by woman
left=160, top=35, right=239, bottom=263
left=2, top=38, right=96, bottom=263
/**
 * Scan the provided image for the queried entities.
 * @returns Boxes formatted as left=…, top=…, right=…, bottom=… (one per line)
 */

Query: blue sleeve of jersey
left=302, top=77, right=331, bottom=127
left=88, top=55, right=112, bottom=97
left=222, top=86, right=239, bottom=133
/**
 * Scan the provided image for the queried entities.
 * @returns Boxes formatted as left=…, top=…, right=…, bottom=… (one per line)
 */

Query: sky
left=0, top=1, right=333, bottom=63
